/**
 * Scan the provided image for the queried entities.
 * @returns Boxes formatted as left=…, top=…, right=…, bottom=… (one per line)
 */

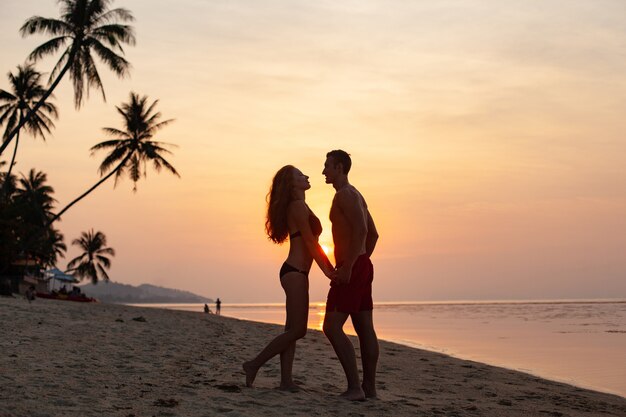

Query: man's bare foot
left=362, top=383, right=377, bottom=398
left=278, top=382, right=301, bottom=392
left=340, top=387, right=366, bottom=401
left=242, top=361, right=259, bottom=387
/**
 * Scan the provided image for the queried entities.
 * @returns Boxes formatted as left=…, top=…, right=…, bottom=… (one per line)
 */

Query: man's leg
left=351, top=310, right=379, bottom=398
left=323, top=311, right=365, bottom=401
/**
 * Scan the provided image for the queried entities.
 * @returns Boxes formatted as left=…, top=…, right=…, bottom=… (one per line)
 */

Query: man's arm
left=365, top=210, right=378, bottom=257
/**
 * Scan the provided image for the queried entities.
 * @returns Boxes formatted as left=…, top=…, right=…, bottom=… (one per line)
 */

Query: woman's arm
left=289, top=201, right=335, bottom=279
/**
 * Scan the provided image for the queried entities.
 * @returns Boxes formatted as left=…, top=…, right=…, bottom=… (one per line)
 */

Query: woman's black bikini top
left=289, top=211, right=323, bottom=239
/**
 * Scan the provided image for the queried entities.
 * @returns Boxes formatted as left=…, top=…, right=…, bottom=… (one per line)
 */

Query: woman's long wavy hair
left=265, top=165, right=296, bottom=244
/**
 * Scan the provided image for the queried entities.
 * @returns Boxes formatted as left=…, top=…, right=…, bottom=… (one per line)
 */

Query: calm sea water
left=130, top=300, right=626, bottom=398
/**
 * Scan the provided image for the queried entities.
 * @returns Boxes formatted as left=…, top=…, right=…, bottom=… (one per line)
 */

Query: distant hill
left=79, top=282, right=213, bottom=304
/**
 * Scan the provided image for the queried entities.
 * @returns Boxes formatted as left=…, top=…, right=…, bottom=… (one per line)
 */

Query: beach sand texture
left=1, top=297, right=625, bottom=417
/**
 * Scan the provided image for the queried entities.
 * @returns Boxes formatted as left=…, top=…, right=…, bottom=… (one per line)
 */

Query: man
left=322, top=149, right=379, bottom=401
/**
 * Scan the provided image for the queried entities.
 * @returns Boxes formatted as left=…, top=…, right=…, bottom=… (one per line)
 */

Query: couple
left=243, top=150, right=379, bottom=401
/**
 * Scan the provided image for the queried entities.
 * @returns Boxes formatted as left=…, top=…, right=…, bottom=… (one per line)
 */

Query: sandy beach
left=1, top=297, right=625, bottom=417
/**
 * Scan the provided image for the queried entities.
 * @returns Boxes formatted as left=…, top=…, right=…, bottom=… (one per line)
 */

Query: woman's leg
left=243, top=272, right=308, bottom=387
left=279, top=274, right=309, bottom=390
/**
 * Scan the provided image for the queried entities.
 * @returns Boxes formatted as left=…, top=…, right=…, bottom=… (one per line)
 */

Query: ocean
left=129, top=300, right=626, bottom=398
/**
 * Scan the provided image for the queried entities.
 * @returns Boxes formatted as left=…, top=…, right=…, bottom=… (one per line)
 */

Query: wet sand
left=1, top=296, right=625, bottom=416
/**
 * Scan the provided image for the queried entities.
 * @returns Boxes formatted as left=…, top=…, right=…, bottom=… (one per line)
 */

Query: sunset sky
left=1, top=0, right=625, bottom=303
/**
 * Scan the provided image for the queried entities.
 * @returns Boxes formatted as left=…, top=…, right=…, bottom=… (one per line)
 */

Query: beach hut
left=0, top=257, right=46, bottom=295
left=44, top=268, right=79, bottom=292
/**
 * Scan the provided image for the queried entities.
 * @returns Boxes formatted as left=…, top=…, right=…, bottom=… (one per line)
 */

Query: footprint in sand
left=215, top=384, right=242, bottom=393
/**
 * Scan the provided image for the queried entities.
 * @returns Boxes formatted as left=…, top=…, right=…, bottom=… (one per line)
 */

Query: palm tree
left=0, top=64, right=59, bottom=190
left=66, top=229, right=114, bottom=284
left=0, top=0, right=136, bottom=157
left=48, top=92, right=179, bottom=225
left=0, top=160, right=17, bottom=196
left=43, top=228, right=67, bottom=268
left=15, top=169, right=57, bottom=228
left=3, top=169, right=63, bottom=270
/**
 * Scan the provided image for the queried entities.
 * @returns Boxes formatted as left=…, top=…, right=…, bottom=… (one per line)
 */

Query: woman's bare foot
left=340, top=387, right=366, bottom=401
left=242, top=361, right=259, bottom=387
left=362, top=382, right=377, bottom=398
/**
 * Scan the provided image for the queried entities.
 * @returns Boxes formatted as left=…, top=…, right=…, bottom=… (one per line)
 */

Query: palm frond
left=95, top=254, right=111, bottom=268
left=0, top=90, right=17, bottom=101
left=82, top=48, right=106, bottom=102
left=152, top=154, right=180, bottom=177
left=90, top=39, right=131, bottom=77
left=129, top=153, right=141, bottom=185
left=95, top=263, right=110, bottom=282
left=93, top=8, right=135, bottom=26
left=19, top=17, right=70, bottom=37
left=92, top=23, right=136, bottom=50
left=97, top=246, right=115, bottom=256
left=48, top=48, right=72, bottom=84
left=100, top=127, right=129, bottom=138
left=90, top=138, right=126, bottom=151
left=27, top=36, right=69, bottom=62
left=69, top=49, right=86, bottom=107
left=96, top=145, right=129, bottom=175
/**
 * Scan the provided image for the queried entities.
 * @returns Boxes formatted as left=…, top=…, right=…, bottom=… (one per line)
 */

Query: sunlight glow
left=315, top=309, right=326, bottom=331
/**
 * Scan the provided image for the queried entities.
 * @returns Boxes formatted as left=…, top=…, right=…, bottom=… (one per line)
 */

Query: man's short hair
left=326, top=149, right=352, bottom=174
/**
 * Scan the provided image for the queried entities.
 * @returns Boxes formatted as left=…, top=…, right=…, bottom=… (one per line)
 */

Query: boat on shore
left=36, top=291, right=97, bottom=303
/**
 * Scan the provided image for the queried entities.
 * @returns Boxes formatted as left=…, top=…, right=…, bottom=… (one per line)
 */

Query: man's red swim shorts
left=326, top=254, right=373, bottom=314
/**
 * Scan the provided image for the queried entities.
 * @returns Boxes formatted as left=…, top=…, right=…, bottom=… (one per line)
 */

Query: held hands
left=334, top=265, right=351, bottom=285
left=323, top=263, right=351, bottom=284
left=325, top=266, right=338, bottom=281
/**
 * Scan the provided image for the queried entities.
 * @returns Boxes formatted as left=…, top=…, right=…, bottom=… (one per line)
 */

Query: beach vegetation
left=49, top=92, right=179, bottom=225
left=0, top=168, right=66, bottom=272
left=0, top=64, right=59, bottom=195
left=0, top=2, right=178, bottom=288
left=0, top=0, right=136, bottom=157
left=66, top=229, right=114, bottom=284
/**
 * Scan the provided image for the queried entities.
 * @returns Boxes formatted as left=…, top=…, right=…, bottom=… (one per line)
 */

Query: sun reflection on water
left=314, top=302, right=326, bottom=331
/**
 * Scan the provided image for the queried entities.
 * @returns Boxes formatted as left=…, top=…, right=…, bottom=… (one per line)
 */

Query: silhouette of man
left=215, top=298, right=221, bottom=315
left=322, top=149, right=379, bottom=401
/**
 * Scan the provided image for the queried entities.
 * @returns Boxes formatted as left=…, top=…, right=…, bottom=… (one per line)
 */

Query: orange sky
left=1, top=0, right=625, bottom=302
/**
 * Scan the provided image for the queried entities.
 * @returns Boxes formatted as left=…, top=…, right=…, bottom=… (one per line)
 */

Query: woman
left=243, top=165, right=335, bottom=391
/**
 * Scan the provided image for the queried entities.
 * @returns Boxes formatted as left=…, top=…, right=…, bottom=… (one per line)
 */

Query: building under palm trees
left=0, top=257, right=47, bottom=296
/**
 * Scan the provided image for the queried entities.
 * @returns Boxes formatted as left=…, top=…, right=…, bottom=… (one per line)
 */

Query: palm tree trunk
left=46, top=155, right=130, bottom=227
left=0, top=51, right=75, bottom=157
left=1, top=128, right=19, bottom=198
left=6, top=129, right=20, bottom=181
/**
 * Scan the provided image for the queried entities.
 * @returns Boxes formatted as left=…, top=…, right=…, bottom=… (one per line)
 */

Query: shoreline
left=128, top=299, right=626, bottom=399
left=2, top=296, right=625, bottom=416
left=393, top=338, right=626, bottom=400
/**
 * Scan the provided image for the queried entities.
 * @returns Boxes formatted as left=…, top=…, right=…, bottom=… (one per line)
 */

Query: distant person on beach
left=243, top=165, right=336, bottom=391
left=215, top=298, right=221, bottom=315
left=25, top=285, right=36, bottom=303
left=204, top=303, right=211, bottom=314
left=322, top=149, right=380, bottom=401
